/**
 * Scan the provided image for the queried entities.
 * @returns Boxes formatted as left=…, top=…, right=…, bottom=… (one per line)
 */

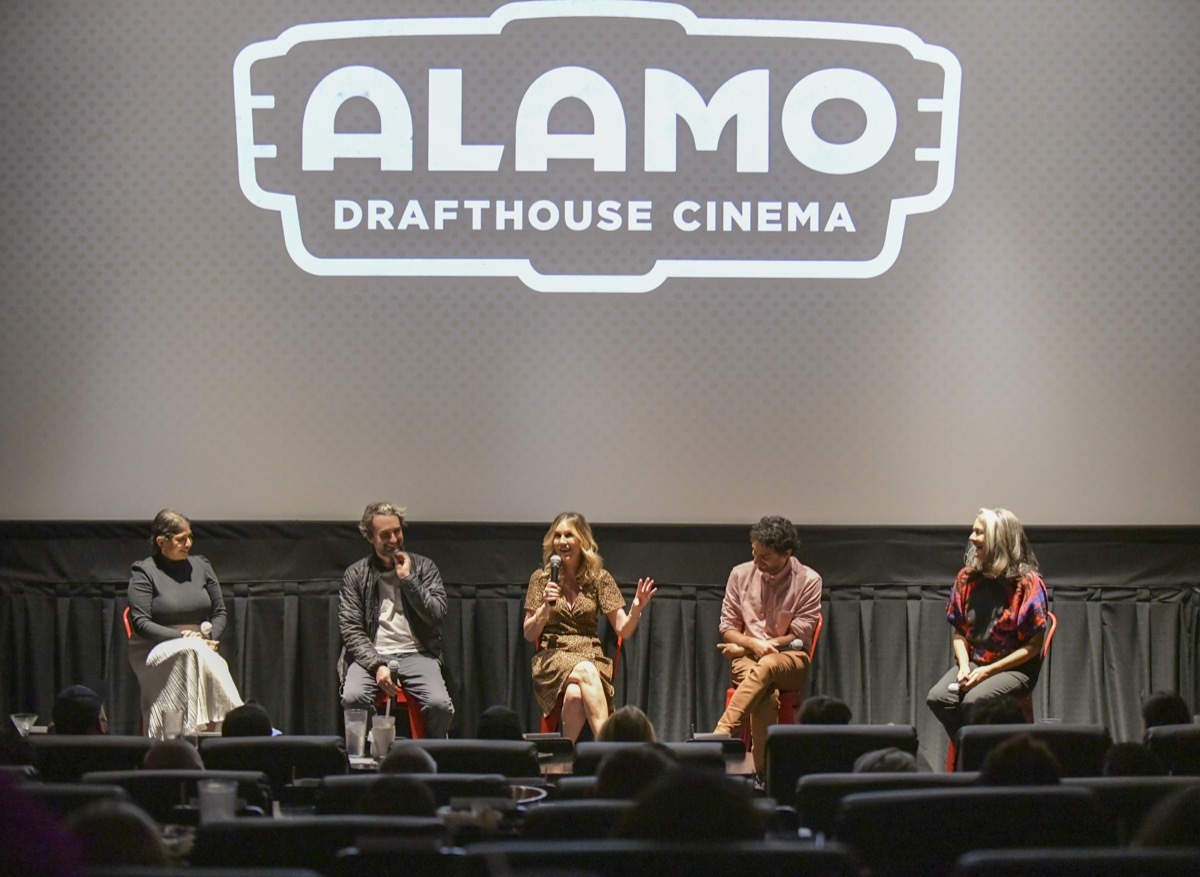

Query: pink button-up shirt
left=718, top=556, right=822, bottom=649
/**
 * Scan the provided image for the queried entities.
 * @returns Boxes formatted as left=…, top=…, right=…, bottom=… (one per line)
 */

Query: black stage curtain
left=2, top=522, right=1197, bottom=770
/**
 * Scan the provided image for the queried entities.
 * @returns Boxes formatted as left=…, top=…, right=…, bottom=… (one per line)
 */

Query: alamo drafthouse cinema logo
left=234, top=1, right=961, bottom=292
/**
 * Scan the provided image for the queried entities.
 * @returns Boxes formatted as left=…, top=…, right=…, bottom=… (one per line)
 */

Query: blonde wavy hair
left=965, top=507, right=1039, bottom=580
left=541, top=511, right=604, bottom=586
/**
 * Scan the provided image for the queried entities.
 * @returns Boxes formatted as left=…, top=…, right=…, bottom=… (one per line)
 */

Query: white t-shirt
left=374, top=569, right=418, bottom=655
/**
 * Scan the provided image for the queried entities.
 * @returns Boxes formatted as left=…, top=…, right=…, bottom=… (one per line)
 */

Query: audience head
left=612, top=767, right=765, bottom=841
left=355, top=775, right=437, bottom=817
left=1103, top=742, right=1167, bottom=777
left=65, top=800, right=168, bottom=867
left=475, top=704, right=524, bottom=740
left=1133, top=786, right=1200, bottom=847
left=965, top=696, right=1028, bottom=726
left=596, top=742, right=678, bottom=799
left=51, top=685, right=107, bottom=735
left=965, top=508, right=1039, bottom=580
left=0, top=769, right=84, bottom=876
left=379, top=742, right=438, bottom=775
left=222, top=701, right=274, bottom=737
left=597, top=706, right=657, bottom=743
left=1141, top=691, right=1191, bottom=733
left=980, top=733, right=1062, bottom=785
left=143, top=738, right=204, bottom=770
left=853, top=747, right=918, bottom=773
left=798, top=695, right=852, bottom=725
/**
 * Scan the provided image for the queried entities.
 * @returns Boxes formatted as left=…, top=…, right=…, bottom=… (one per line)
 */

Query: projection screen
left=1, top=0, right=1196, bottom=524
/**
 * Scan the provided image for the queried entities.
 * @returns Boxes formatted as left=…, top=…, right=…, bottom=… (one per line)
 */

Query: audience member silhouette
left=798, top=695, right=852, bottom=725
left=64, top=800, right=168, bottom=867
left=1141, top=691, right=1191, bottom=733
left=143, top=738, right=205, bottom=770
left=221, top=701, right=275, bottom=737
left=979, top=733, right=1062, bottom=785
left=596, top=742, right=678, bottom=799
left=355, top=774, right=438, bottom=817
left=597, top=705, right=657, bottom=743
left=964, top=695, right=1028, bottom=726
left=51, top=685, right=108, bottom=735
left=853, top=747, right=919, bottom=773
left=1103, top=741, right=1167, bottom=777
left=475, top=704, right=524, bottom=740
left=611, top=767, right=766, bottom=840
left=379, top=741, right=438, bottom=774
left=0, top=770, right=83, bottom=877
left=1132, top=785, right=1200, bottom=847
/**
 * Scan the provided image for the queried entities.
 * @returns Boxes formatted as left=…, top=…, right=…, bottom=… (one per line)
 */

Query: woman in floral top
left=927, top=508, right=1049, bottom=742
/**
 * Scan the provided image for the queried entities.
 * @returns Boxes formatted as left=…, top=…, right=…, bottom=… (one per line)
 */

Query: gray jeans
left=341, top=651, right=454, bottom=738
left=926, top=662, right=1036, bottom=741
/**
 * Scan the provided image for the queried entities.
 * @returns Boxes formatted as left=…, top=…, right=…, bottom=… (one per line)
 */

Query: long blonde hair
left=541, top=511, right=604, bottom=586
left=966, top=507, right=1039, bottom=580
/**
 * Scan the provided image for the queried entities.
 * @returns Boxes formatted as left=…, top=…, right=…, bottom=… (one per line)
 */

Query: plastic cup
left=162, top=709, right=184, bottom=739
left=198, top=778, right=238, bottom=823
left=344, top=708, right=368, bottom=758
left=371, top=715, right=396, bottom=758
left=10, top=713, right=37, bottom=736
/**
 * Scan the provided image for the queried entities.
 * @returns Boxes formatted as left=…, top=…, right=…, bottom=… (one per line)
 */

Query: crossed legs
left=714, top=650, right=811, bottom=775
left=559, top=660, right=609, bottom=742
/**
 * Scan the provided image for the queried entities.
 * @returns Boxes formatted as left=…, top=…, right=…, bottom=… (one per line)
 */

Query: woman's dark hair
left=149, top=509, right=190, bottom=554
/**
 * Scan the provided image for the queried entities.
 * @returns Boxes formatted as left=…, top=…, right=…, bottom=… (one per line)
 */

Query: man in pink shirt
left=712, top=516, right=822, bottom=778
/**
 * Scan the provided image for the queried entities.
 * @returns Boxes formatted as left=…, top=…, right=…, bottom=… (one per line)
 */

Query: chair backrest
left=1145, top=724, right=1200, bottom=775
left=23, top=781, right=131, bottom=816
left=956, top=847, right=1200, bottom=877
left=80, top=769, right=273, bottom=821
left=190, top=816, right=445, bottom=870
left=330, top=844, right=468, bottom=877
left=954, top=723, right=1112, bottom=776
left=1065, top=775, right=1200, bottom=843
left=315, top=772, right=510, bottom=813
left=835, top=785, right=1110, bottom=877
left=763, top=724, right=919, bottom=806
left=463, top=839, right=862, bottom=877
left=572, top=741, right=725, bottom=776
left=28, top=734, right=155, bottom=782
left=520, top=799, right=638, bottom=839
left=794, top=771, right=980, bottom=835
left=1041, top=610, right=1058, bottom=660
left=198, top=736, right=347, bottom=795
left=554, top=774, right=600, bottom=799
left=408, top=739, right=540, bottom=778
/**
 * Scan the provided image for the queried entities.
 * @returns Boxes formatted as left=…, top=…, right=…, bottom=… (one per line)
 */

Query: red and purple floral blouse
left=946, top=567, right=1048, bottom=665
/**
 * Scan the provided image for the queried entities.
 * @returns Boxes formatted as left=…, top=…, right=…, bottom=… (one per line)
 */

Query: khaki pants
left=715, top=650, right=811, bottom=775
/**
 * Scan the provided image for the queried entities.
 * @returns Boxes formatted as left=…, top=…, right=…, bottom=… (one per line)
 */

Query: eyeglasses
left=168, top=533, right=194, bottom=546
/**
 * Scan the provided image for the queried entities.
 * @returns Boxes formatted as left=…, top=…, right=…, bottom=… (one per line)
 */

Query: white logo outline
left=233, top=0, right=962, bottom=292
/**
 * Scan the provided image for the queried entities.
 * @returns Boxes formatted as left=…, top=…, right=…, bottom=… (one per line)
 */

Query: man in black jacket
left=337, top=502, right=454, bottom=737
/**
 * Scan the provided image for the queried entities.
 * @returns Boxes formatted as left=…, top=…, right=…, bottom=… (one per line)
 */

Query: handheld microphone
left=548, top=555, right=561, bottom=605
left=948, top=682, right=960, bottom=693
left=387, top=659, right=400, bottom=680
left=200, top=621, right=213, bottom=638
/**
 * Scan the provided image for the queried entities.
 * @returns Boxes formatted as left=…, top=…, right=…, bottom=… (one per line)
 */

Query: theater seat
left=315, top=772, right=510, bottom=813
left=834, top=785, right=1109, bottom=877
left=955, top=847, right=1200, bottom=876
left=24, top=782, right=130, bottom=816
left=520, top=799, right=637, bottom=839
left=763, top=724, right=919, bottom=806
left=81, top=769, right=272, bottom=822
left=1065, top=775, right=1200, bottom=843
left=189, top=816, right=446, bottom=871
left=198, top=736, right=347, bottom=797
left=28, top=735, right=154, bottom=783
left=953, top=722, right=1111, bottom=776
left=794, top=770, right=980, bottom=836
left=408, top=739, right=540, bottom=777
left=1145, top=724, right=1200, bottom=775
left=572, top=741, right=725, bottom=776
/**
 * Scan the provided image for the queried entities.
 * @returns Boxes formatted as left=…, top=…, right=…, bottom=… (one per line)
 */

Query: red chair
left=946, top=610, right=1057, bottom=771
left=539, top=637, right=623, bottom=734
left=724, top=612, right=824, bottom=750
left=122, top=605, right=147, bottom=736
left=374, top=684, right=427, bottom=739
